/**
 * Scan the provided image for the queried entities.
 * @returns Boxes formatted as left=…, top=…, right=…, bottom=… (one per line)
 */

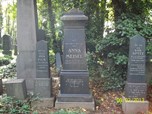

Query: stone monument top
left=61, top=8, right=88, bottom=21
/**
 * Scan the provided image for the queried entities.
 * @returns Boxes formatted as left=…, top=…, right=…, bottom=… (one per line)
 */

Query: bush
left=0, top=95, right=31, bottom=114
left=94, top=13, right=152, bottom=90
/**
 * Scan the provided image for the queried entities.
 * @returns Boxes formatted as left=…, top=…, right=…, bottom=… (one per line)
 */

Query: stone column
left=17, top=0, right=38, bottom=91
left=55, top=8, right=94, bottom=110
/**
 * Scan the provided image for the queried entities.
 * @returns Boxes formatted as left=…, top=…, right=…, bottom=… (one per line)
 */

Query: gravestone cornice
left=61, top=8, right=88, bottom=21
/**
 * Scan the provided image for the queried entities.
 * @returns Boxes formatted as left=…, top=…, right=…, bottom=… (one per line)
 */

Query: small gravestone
left=2, top=35, right=12, bottom=55
left=5, top=79, right=27, bottom=100
left=36, top=40, right=50, bottom=78
left=55, top=8, right=94, bottom=110
left=122, top=35, right=149, bottom=114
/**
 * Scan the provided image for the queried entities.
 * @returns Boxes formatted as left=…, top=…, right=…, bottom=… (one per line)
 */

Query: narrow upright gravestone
left=122, top=35, right=149, bottom=114
left=55, top=9, right=94, bottom=110
left=17, top=0, right=37, bottom=91
left=33, top=34, right=54, bottom=108
left=2, top=35, right=12, bottom=55
left=34, top=40, right=51, bottom=98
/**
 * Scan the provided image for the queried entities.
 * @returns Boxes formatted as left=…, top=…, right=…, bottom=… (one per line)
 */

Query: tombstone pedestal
left=125, top=82, right=147, bottom=99
left=5, top=79, right=27, bottom=100
left=34, top=78, right=51, bottom=98
left=122, top=96, right=149, bottom=114
left=56, top=70, right=94, bottom=110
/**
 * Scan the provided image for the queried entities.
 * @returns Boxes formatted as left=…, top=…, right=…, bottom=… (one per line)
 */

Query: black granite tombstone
left=36, top=40, right=50, bottom=78
left=125, top=35, right=147, bottom=99
left=2, top=35, right=12, bottom=55
left=56, top=9, right=94, bottom=104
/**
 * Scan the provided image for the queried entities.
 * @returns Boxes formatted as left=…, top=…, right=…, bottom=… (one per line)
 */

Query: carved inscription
left=64, top=43, right=85, bottom=65
left=37, top=50, right=48, bottom=72
left=66, top=79, right=84, bottom=88
left=129, top=43, right=145, bottom=76
left=126, top=83, right=147, bottom=98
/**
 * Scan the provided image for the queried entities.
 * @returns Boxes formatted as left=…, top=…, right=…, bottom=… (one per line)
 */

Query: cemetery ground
left=1, top=65, right=152, bottom=114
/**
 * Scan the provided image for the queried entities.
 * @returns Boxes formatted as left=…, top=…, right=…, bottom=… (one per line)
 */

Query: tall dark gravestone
left=55, top=9, right=94, bottom=110
left=34, top=40, right=51, bottom=98
left=36, top=40, right=50, bottom=78
left=122, top=35, right=149, bottom=114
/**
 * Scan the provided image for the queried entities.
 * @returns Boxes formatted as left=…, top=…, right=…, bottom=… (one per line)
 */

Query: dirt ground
left=32, top=74, right=152, bottom=114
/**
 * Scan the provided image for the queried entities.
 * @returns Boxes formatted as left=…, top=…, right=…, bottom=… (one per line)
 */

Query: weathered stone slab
left=122, top=96, right=149, bottom=114
left=36, top=40, right=50, bottom=78
left=125, top=82, right=147, bottom=99
left=17, top=0, right=38, bottom=91
left=17, top=52, right=36, bottom=91
left=127, top=35, right=146, bottom=83
left=5, top=79, right=27, bottom=99
left=17, top=0, right=37, bottom=51
left=60, top=70, right=89, bottom=94
left=34, top=78, right=51, bottom=98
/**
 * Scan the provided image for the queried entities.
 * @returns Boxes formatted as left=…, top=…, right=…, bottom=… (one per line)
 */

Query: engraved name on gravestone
left=36, top=40, right=50, bottom=78
left=62, top=9, right=88, bottom=70
left=127, top=35, right=146, bottom=83
left=125, top=35, right=147, bottom=99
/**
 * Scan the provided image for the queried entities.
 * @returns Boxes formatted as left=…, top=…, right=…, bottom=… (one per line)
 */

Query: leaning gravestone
left=2, top=35, right=12, bottom=55
left=55, top=8, right=94, bottom=110
left=122, top=35, right=149, bottom=114
left=16, top=0, right=38, bottom=91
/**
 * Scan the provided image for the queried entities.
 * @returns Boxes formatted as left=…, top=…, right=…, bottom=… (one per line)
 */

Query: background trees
left=1, top=0, right=152, bottom=90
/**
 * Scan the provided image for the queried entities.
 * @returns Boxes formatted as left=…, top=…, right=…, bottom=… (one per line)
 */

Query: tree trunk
left=112, top=0, right=126, bottom=22
left=46, top=0, right=56, bottom=51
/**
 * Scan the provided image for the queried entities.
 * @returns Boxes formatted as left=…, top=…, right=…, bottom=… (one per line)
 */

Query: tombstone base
left=125, top=82, right=147, bottom=99
left=122, top=96, right=149, bottom=114
left=55, top=98, right=95, bottom=110
left=5, top=79, right=27, bottom=99
left=31, top=97, right=54, bottom=109
left=34, top=78, right=51, bottom=98
left=57, top=93, right=93, bottom=102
